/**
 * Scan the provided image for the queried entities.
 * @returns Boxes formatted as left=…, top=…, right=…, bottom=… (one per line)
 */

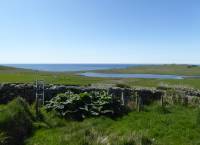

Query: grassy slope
left=26, top=105, right=200, bottom=145
left=0, top=66, right=17, bottom=70
left=1, top=65, right=200, bottom=89
left=0, top=65, right=107, bottom=85
left=96, top=64, right=200, bottom=76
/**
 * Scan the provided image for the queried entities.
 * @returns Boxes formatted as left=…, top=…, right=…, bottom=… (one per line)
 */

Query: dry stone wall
left=0, top=83, right=163, bottom=105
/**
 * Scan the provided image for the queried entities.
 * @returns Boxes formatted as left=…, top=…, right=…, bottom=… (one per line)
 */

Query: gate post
left=35, top=80, right=45, bottom=119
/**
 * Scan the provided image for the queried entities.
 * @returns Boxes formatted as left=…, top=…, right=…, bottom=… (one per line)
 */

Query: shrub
left=0, top=132, right=8, bottom=145
left=45, top=91, right=125, bottom=120
left=0, top=97, right=33, bottom=145
left=191, top=97, right=200, bottom=107
left=187, top=65, right=198, bottom=68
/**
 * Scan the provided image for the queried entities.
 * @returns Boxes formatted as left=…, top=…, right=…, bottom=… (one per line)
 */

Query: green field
left=1, top=65, right=200, bottom=89
left=0, top=66, right=107, bottom=85
left=96, top=64, right=200, bottom=76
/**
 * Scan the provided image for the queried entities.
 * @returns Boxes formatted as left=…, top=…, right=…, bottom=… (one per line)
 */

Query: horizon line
left=0, top=63, right=199, bottom=65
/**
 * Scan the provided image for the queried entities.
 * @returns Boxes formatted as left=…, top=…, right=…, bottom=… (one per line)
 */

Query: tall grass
left=26, top=104, right=200, bottom=145
left=0, top=132, right=8, bottom=145
left=0, top=97, right=33, bottom=145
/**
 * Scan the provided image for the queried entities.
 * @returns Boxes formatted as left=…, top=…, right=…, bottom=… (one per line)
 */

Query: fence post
left=35, top=93, right=39, bottom=118
left=135, top=92, right=141, bottom=112
left=161, top=93, right=164, bottom=107
left=35, top=80, right=45, bottom=119
left=138, top=95, right=141, bottom=112
left=121, top=91, right=125, bottom=106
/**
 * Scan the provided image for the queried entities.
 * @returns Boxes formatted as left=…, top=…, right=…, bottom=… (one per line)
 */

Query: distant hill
left=96, top=64, right=200, bottom=76
left=0, top=65, right=35, bottom=73
left=0, top=65, right=18, bottom=70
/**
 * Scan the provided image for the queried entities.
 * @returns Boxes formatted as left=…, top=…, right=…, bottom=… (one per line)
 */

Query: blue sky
left=0, top=0, right=199, bottom=64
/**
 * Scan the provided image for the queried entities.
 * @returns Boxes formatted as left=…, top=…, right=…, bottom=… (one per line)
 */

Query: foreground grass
left=1, top=98, right=200, bottom=145
left=26, top=105, right=200, bottom=145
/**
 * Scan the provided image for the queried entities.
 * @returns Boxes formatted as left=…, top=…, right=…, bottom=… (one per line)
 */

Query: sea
left=3, top=64, right=141, bottom=72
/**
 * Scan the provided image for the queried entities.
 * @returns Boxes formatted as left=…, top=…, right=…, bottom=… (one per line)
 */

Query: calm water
left=80, top=72, right=184, bottom=79
left=3, top=64, right=141, bottom=72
